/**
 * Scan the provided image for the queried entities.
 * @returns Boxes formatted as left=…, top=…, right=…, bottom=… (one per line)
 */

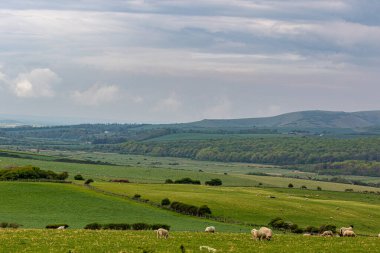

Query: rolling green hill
left=0, top=182, right=245, bottom=231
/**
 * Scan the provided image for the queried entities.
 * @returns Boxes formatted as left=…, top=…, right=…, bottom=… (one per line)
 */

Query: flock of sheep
left=155, top=225, right=380, bottom=242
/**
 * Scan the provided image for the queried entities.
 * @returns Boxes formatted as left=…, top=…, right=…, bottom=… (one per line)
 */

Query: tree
left=288, top=183, right=294, bottom=188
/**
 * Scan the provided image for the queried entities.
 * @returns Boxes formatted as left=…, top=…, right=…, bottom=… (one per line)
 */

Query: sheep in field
left=155, top=228, right=169, bottom=239
left=205, top=226, right=216, bottom=233
left=251, top=227, right=273, bottom=241
left=199, top=246, right=217, bottom=252
left=321, top=231, right=333, bottom=237
left=378, top=233, right=380, bottom=238
left=303, top=233, right=312, bottom=236
left=339, top=226, right=353, bottom=237
left=57, top=226, right=66, bottom=230
left=343, top=230, right=356, bottom=237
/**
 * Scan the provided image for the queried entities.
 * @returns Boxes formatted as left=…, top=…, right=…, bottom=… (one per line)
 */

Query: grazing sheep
left=339, top=226, right=353, bottom=237
left=155, top=228, right=169, bottom=239
left=303, top=233, right=312, bottom=236
left=199, top=246, right=217, bottom=252
left=57, top=226, right=66, bottom=230
left=378, top=233, right=380, bottom=238
left=205, top=226, right=216, bottom=233
left=321, top=231, right=333, bottom=237
left=343, top=230, right=356, bottom=237
left=251, top=227, right=273, bottom=241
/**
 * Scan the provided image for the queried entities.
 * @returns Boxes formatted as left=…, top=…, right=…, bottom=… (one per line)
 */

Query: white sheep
left=339, top=226, right=353, bottom=237
left=205, top=226, right=215, bottom=233
left=155, top=228, right=169, bottom=239
left=251, top=227, right=273, bottom=241
left=321, top=230, right=333, bottom=237
left=199, top=246, right=217, bottom=252
left=57, top=226, right=66, bottom=230
left=303, top=233, right=312, bottom=236
left=378, top=233, right=380, bottom=238
left=343, top=230, right=356, bottom=237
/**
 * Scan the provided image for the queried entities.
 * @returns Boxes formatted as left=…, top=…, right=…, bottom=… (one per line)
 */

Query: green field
left=0, top=230, right=378, bottom=253
left=0, top=182, right=246, bottom=232
left=93, top=182, right=380, bottom=234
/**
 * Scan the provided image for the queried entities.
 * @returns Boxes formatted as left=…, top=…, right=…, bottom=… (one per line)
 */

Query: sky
left=0, top=0, right=379, bottom=124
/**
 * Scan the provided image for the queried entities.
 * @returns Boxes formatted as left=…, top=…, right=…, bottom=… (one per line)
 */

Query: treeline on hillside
left=115, top=137, right=380, bottom=165
left=0, top=166, right=68, bottom=181
left=287, top=160, right=380, bottom=177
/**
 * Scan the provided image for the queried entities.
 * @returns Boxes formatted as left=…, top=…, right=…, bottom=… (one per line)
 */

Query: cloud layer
left=0, top=1, right=379, bottom=123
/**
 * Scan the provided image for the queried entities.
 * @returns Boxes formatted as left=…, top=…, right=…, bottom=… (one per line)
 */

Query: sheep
left=199, top=246, right=217, bottom=252
left=205, top=226, right=216, bottom=233
left=321, top=231, right=333, bottom=237
left=339, top=226, right=353, bottom=237
left=378, top=233, right=380, bottom=238
left=57, top=226, right=66, bottom=230
left=343, top=230, right=356, bottom=237
left=251, top=227, right=273, bottom=241
left=303, top=233, right=312, bottom=236
left=155, top=228, right=169, bottom=239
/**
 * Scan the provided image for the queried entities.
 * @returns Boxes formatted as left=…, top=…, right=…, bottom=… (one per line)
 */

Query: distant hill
left=185, top=110, right=380, bottom=130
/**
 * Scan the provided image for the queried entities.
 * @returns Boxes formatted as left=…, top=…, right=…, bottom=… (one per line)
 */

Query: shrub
left=198, top=205, right=212, bottom=216
left=304, top=226, right=320, bottom=234
left=288, top=183, right=294, bottom=188
left=174, top=177, right=201, bottom=185
left=268, top=217, right=285, bottom=229
left=0, top=222, right=8, bottom=228
left=84, top=223, right=102, bottom=230
left=151, top=224, right=170, bottom=230
left=84, top=179, right=94, bottom=185
left=133, top=194, right=141, bottom=199
left=8, top=223, right=21, bottom=229
left=161, top=198, right=171, bottom=206
left=205, top=178, right=222, bottom=186
left=319, top=224, right=336, bottom=234
left=165, top=179, right=173, bottom=184
left=132, top=223, right=150, bottom=230
left=317, top=186, right=322, bottom=191
left=110, top=179, right=129, bottom=183
left=103, top=223, right=131, bottom=230
left=0, top=166, right=68, bottom=181
left=345, top=188, right=354, bottom=192
left=301, top=185, right=307, bottom=189
left=46, top=224, right=69, bottom=229
left=74, top=174, right=84, bottom=180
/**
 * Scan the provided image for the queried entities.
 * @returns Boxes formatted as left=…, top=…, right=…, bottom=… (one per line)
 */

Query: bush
left=288, top=183, right=294, bottom=188
left=84, top=223, right=102, bottom=230
left=46, top=224, right=69, bottom=229
left=345, top=188, right=354, bottom=192
left=0, top=166, right=68, bottom=181
left=198, top=205, right=212, bottom=216
left=161, top=198, right=171, bottom=206
left=151, top=224, right=170, bottom=230
left=205, top=178, right=222, bottom=186
left=268, top=217, right=285, bottom=229
left=0, top=222, right=8, bottom=228
left=84, top=179, right=94, bottom=185
left=133, top=194, right=141, bottom=199
left=301, top=185, right=307, bottom=189
left=304, top=226, right=320, bottom=234
left=8, top=223, right=21, bottom=229
left=132, top=223, right=150, bottom=230
left=110, top=179, right=129, bottom=183
left=103, top=223, right=131, bottom=230
left=165, top=179, right=173, bottom=184
left=319, top=224, right=336, bottom=233
left=74, top=174, right=84, bottom=180
left=174, top=177, right=201, bottom=185
left=317, top=186, right=322, bottom=191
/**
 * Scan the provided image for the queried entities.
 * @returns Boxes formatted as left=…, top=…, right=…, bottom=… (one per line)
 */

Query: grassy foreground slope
left=0, top=230, right=379, bottom=253
left=0, top=182, right=246, bottom=231
left=94, top=182, right=380, bottom=234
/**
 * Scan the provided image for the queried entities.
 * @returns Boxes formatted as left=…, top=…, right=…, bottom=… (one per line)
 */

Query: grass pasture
left=0, top=182, right=246, bottom=232
left=0, top=230, right=378, bottom=253
left=94, top=182, right=380, bottom=234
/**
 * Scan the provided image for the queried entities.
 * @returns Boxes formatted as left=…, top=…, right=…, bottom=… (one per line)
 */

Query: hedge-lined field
left=0, top=230, right=378, bottom=253
left=93, top=182, right=380, bottom=234
left=0, top=182, right=246, bottom=231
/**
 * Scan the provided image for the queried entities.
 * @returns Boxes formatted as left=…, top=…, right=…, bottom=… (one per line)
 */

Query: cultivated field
left=0, top=230, right=378, bottom=253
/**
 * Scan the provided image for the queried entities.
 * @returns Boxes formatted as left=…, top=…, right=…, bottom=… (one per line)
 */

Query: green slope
left=94, top=182, right=380, bottom=234
left=0, top=182, right=246, bottom=231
